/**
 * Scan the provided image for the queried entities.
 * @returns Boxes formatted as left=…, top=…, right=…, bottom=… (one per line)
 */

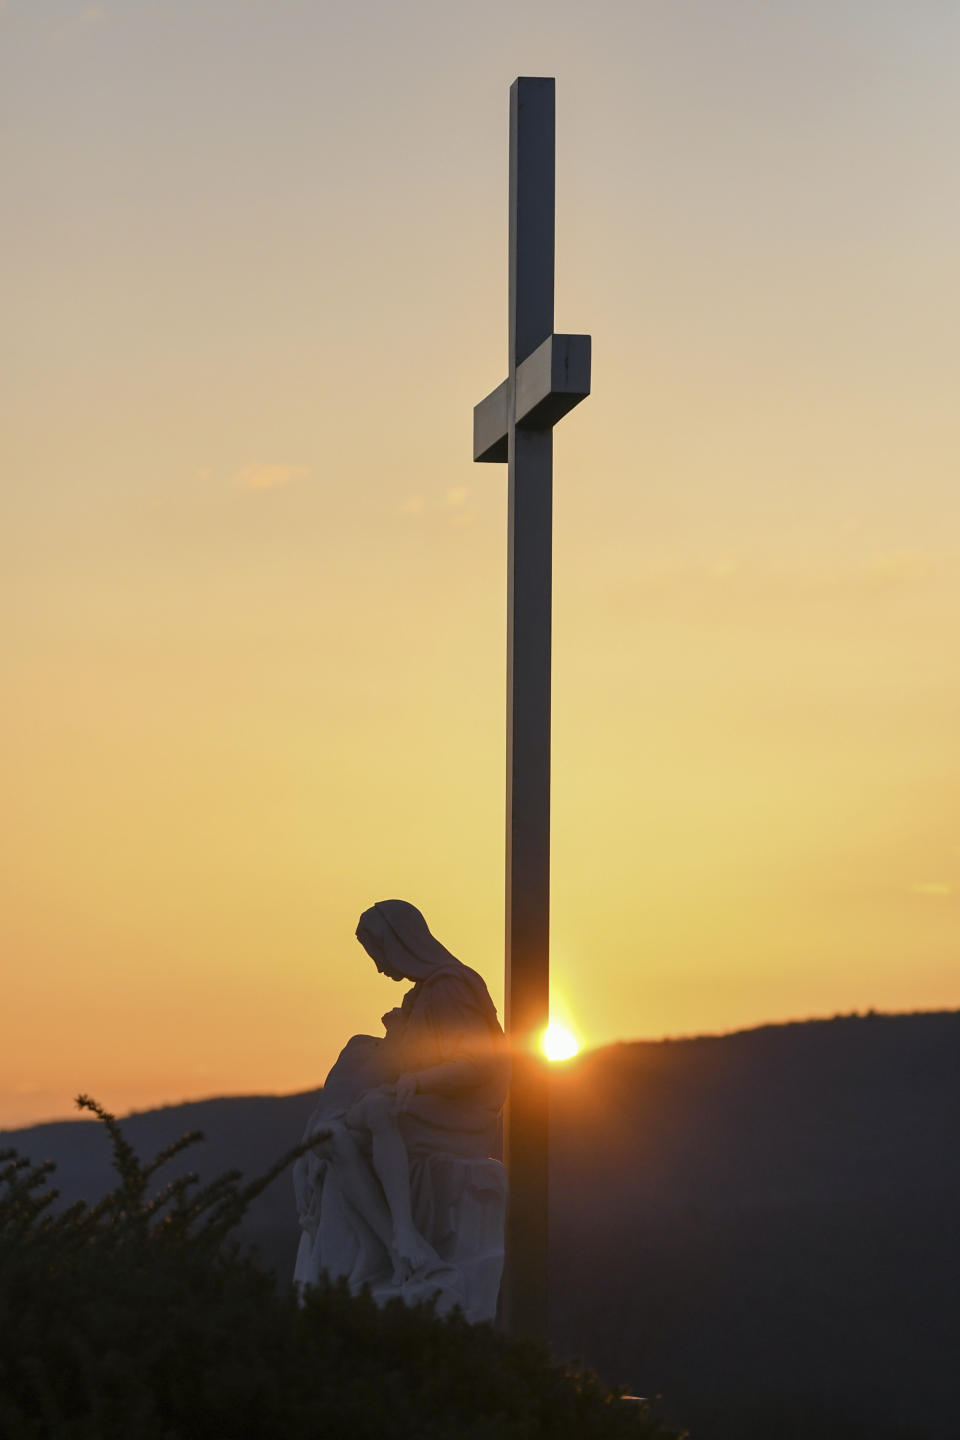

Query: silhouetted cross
left=472, top=76, right=591, bottom=1343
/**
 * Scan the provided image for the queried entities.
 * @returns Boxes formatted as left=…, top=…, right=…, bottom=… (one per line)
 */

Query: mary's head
left=355, top=909, right=406, bottom=981
left=355, top=898, right=502, bottom=1033
left=355, top=899, right=459, bottom=984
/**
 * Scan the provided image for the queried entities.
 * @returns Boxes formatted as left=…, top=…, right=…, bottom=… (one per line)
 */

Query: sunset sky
left=3, top=0, right=959, bottom=1128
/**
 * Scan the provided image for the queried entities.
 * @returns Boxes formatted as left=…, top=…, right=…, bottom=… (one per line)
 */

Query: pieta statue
left=293, top=900, right=509, bottom=1321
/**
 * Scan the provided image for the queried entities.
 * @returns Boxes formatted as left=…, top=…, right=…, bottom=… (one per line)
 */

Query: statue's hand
left=393, top=1072, right=418, bottom=1112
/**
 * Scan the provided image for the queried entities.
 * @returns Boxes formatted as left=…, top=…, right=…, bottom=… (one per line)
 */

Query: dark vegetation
left=0, top=1098, right=678, bottom=1440
left=4, top=1011, right=958, bottom=1439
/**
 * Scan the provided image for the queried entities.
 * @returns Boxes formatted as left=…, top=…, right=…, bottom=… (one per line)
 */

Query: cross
left=473, top=76, right=591, bottom=1343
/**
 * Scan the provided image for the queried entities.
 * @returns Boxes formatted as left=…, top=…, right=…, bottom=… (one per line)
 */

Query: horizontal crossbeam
left=473, top=333, right=592, bottom=463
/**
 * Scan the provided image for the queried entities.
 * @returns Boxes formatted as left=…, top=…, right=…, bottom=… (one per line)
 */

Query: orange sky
left=3, top=1, right=959, bottom=1127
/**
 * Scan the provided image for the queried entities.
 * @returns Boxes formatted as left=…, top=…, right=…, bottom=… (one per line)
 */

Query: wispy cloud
left=861, top=551, right=934, bottom=590
left=399, top=495, right=425, bottom=515
left=711, top=557, right=739, bottom=580
left=443, top=486, right=469, bottom=509
left=911, top=881, right=955, bottom=898
left=232, top=463, right=309, bottom=493
left=607, top=547, right=942, bottom=611
left=55, top=5, right=107, bottom=35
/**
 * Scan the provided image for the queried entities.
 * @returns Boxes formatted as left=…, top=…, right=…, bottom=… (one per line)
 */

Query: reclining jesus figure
left=293, top=900, right=510, bottom=1321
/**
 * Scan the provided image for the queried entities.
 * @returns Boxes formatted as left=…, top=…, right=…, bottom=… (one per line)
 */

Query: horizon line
left=4, top=1005, right=958, bottom=1135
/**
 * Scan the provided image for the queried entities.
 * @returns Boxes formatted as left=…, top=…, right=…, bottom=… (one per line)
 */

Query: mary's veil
left=358, top=899, right=501, bottom=1034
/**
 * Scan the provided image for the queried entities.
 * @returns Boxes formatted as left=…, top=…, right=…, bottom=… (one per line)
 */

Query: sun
left=542, top=1023, right=579, bottom=1062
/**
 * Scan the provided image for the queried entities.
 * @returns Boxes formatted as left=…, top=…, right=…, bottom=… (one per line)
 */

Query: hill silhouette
left=5, top=1010, right=958, bottom=1440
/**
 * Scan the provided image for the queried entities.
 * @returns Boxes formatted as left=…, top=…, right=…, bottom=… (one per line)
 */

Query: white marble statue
left=293, top=900, right=509, bottom=1322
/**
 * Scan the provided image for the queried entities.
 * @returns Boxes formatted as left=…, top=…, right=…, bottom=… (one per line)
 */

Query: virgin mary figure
left=293, top=900, right=509, bottom=1321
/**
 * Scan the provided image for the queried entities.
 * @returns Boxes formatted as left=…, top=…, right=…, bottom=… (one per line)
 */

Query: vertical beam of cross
left=473, top=77, right=591, bottom=1343
left=504, top=75, right=554, bottom=1347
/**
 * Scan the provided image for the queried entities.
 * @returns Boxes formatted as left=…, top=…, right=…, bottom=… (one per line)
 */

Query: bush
left=0, top=1098, right=684, bottom=1439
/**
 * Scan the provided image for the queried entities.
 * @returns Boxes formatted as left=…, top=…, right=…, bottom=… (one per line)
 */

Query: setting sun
left=542, top=1023, right=579, bottom=1062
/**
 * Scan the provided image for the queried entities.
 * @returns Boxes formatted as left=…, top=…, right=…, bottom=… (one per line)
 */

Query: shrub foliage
left=0, top=1098, right=683, bottom=1439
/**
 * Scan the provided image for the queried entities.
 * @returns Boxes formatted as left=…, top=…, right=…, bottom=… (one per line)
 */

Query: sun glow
left=542, top=1023, right=579, bottom=1062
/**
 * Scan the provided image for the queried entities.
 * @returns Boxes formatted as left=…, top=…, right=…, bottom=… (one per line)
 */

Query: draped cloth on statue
left=294, top=901, right=509, bottom=1321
